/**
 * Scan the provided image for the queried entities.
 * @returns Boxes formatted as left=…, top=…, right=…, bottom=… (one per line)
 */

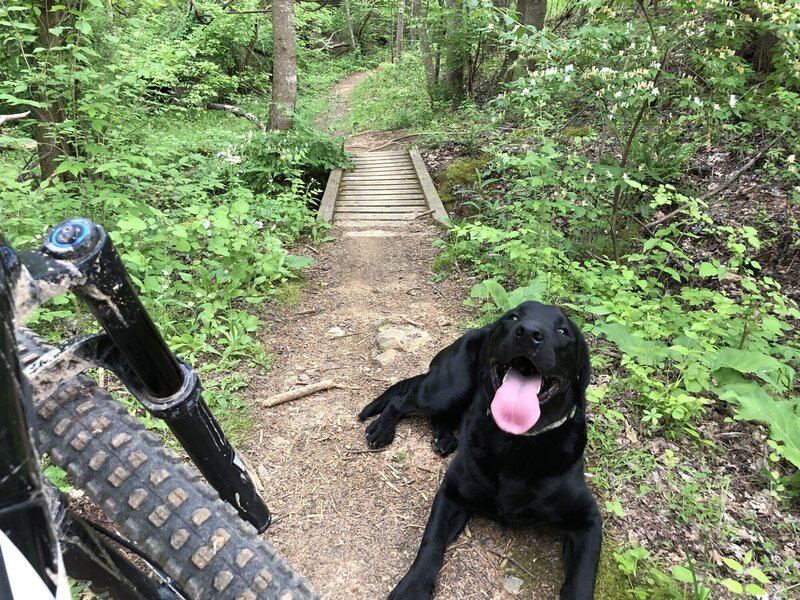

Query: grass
left=347, top=53, right=437, bottom=131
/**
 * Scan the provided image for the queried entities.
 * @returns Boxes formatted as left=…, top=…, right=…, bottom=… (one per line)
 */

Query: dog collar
left=522, top=406, right=577, bottom=437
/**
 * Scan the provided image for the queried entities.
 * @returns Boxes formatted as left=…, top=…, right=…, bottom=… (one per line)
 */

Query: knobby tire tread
left=24, top=337, right=316, bottom=600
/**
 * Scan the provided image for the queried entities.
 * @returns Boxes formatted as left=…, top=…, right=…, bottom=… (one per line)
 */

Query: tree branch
left=0, top=111, right=31, bottom=125
left=644, top=133, right=787, bottom=230
left=202, top=103, right=268, bottom=132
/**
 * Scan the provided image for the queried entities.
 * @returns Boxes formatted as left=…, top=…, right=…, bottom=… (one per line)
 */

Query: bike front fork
left=18, top=218, right=271, bottom=533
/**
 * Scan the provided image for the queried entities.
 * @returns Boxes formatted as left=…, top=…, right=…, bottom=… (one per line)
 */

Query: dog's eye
left=509, top=314, right=519, bottom=321
left=557, top=327, right=569, bottom=336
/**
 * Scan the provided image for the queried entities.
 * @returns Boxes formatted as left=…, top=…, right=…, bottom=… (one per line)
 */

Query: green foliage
left=0, top=0, right=349, bottom=426
left=238, top=117, right=349, bottom=195
left=467, top=277, right=547, bottom=324
left=349, top=54, right=437, bottom=130
left=615, top=544, right=777, bottom=599
left=43, top=464, right=74, bottom=493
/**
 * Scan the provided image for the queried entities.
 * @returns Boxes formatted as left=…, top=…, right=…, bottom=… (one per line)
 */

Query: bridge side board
left=409, top=147, right=451, bottom=228
left=318, top=167, right=343, bottom=223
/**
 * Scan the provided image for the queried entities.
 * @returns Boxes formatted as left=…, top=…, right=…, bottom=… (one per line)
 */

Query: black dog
left=358, top=301, right=601, bottom=599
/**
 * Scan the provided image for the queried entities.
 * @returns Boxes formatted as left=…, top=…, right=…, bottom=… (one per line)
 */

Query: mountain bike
left=0, top=217, right=317, bottom=599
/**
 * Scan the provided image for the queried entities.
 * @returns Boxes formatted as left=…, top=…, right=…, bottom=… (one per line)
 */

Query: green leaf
left=720, top=579, right=744, bottom=594
left=117, top=215, right=147, bottom=233
left=744, top=583, right=766, bottom=595
left=711, top=348, right=787, bottom=377
left=745, top=567, right=769, bottom=585
left=284, top=255, right=313, bottom=270
left=722, top=557, right=744, bottom=573
left=711, top=347, right=793, bottom=389
left=75, top=19, right=92, bottom=35
left=507, top=277, right=547, bottom=306
left=594, top=322, right=669, bottom=366
left=604, top=500, right=625, bottom=517
left=718, top=382, right=800, bottom=470
left=671, top=565, right=695, bottom=583
left=43, top=465, right=73, bottom=493
left=698, top=262, right=718, bottom=277
left=470, top=279, right=509, bottom=310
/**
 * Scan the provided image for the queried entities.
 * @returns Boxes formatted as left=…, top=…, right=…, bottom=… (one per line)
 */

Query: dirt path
left=245, top=73, right=565, bottom=599
left=247, top=225, right=565, bottom=599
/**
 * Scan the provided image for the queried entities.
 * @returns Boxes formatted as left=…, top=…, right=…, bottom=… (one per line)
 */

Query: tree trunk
left=395, top=0, right=405, bottom=61
left=415, top=0, right=436, bottom=89
left=503, top=0, right=547, bottom=81
left=33, top=0, right=76, bottom=181
left=268, top=0, right=297, bottom=130
left=409, top=0, right=418, bottom=44
left=519, top=0, right=547, bottom=30
left=443, top=0, right=465, bottom=103
left=343, top=0, right=357, bottom=50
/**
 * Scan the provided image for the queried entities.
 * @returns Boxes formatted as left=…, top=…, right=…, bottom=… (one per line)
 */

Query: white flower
left=729, top=94, right=737, bottom=108
left=564, top=64, right=574, bottom=72
left=522, top=87, right=530, bottom=96
left=202, top=219, right=211, bottom=230
left=652, top=87, right=659, bottom=96
left=195, top=292, right=203, bottom=298
left=614, top=90, right=623, bottom=98
left=713, top=103, right=721, bottom=111
left=788, top=155, right=796, bottom=164
left=564, top=74, right=572, bottom=83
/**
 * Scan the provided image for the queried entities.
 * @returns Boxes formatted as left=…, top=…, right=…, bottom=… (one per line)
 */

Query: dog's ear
left=572, top=319, right=591, bottom=392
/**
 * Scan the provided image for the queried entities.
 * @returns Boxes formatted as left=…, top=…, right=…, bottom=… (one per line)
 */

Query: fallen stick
left=365, top=132, right=436, bottom=153
left=402, top=315, right=425, bottom=328
left=412, top=208, right=435, bottom=220
left=645, top=133, right=786, bottom=230
left=260, top=380, right=339, bottom=407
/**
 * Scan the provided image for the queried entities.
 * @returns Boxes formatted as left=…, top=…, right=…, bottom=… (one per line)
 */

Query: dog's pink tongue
left=491, top=369, right=542, bottom=435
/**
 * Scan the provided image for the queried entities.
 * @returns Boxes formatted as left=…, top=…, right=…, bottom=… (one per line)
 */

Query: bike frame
left=0, top=218, right=272, bottom=598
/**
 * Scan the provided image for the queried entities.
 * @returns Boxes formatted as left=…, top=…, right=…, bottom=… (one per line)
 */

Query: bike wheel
left=27, top=360, right=316, bottom=599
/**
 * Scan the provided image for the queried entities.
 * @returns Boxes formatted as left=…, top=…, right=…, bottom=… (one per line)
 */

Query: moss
left=595, top=538, right=633, bottom=599
left=502, top=530, right=632, bottom=599
left=432, top=154, right=491, bottom=209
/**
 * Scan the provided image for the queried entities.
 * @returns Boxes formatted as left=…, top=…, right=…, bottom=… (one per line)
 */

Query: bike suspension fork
left=26, top=219, right=271, bottom=533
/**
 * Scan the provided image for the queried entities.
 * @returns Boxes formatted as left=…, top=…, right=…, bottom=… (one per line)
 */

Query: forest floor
left=244, top=71, right=577, bottom=599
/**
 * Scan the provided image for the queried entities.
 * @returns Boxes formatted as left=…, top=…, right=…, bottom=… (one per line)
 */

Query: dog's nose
left=516, top=324, right=544, bottom=343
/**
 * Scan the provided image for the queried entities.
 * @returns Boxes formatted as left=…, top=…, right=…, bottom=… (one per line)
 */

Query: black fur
left=358, top=301, right=601, bottom=599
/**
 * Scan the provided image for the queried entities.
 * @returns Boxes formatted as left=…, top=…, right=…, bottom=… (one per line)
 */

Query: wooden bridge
left=318, top=148, right=449, bottom=228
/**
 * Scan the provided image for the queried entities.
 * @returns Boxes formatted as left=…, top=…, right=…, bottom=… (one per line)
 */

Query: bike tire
left=26, top=357, right=316, bottom=599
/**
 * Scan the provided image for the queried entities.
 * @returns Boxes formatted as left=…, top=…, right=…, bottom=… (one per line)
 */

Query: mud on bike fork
left=0, top=218, right=317, bottom=599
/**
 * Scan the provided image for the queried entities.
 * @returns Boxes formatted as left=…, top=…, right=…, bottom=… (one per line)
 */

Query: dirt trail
left=246, top=72, right=564, bottom=599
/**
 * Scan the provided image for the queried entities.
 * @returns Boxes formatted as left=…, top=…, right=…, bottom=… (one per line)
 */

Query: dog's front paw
left=365, top=414, right=396, bottom=448
left=388, top=573, right=435, bottom=600
left=432, top=430, right=458, bottom=455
